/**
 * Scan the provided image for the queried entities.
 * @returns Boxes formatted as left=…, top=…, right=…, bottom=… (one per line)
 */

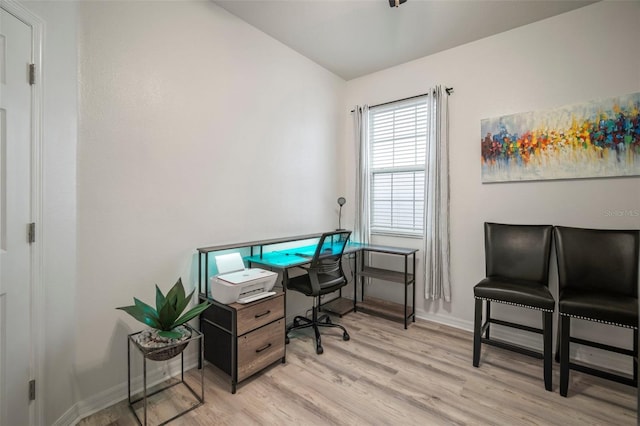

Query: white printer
left=210, top=252, right=278, bottom=304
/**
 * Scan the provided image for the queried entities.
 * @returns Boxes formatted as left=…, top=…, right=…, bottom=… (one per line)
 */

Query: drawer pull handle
left=255, top=343, right=272, bottom=353
left=254, top=310, right=271, bottom=318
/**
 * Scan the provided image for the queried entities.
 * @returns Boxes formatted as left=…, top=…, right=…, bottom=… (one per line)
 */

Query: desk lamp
left=337, top=197, right=346, bottom=230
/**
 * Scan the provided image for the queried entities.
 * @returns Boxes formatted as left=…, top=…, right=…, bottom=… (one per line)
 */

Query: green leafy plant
left=117, top=278, right=210, bottom=339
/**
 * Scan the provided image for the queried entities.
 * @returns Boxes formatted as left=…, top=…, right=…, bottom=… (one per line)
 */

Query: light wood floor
left=80, top=312, right=637, bottom=425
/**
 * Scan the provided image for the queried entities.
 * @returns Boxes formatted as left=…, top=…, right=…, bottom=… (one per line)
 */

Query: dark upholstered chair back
left=554, top=226, right=639, bottom=297
left=485, top=222, right=553, bottom=286
left=308, top=230, right=351, bottom=294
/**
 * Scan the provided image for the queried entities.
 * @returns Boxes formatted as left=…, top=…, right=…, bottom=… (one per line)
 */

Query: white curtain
left=424, top=86, right=451, bottom=301
left=353, top=105, right=370, bottom=245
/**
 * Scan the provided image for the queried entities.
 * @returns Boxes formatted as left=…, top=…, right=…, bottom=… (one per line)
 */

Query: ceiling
left=214, top=0, right=597, bottom=81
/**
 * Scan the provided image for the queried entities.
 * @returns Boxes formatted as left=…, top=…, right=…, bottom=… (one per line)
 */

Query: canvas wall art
left=481, top=92, right=640, bottom=183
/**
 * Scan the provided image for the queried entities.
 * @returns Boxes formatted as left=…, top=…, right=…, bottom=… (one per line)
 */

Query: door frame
left=0, top=1, right=43, bottom=424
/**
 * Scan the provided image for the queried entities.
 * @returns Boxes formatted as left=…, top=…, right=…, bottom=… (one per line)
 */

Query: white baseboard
left=53, top=352, right=200, bottom=426
left=415, top=309, right=474, bottom=331
left=415, top=309, right=634, bottom=376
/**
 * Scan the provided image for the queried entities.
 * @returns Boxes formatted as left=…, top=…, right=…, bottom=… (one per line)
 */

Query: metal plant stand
left=127, top=324, right=204, bottom=426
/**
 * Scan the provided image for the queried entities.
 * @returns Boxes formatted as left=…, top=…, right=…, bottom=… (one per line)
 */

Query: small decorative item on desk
left=116, top=277, right=210, bottom=361
left=337, top=196, right=346, bottom=230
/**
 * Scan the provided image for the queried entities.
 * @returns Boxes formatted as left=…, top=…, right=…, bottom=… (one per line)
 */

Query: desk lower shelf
left=358, top=265, right=414, bottom=284
left=320, top=297, right=354, bottom=317
left=356, top=297, right=414, bottom=325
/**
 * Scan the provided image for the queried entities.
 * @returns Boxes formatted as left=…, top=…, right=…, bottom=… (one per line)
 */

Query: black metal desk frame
left=198, top=234, right=418, bottom=327
left=354, top=245, right=417, bottom=329
left=127, top=325, right=204, bottom=426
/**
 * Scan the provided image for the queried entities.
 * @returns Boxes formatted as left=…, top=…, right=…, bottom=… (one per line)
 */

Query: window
left=369, top=96, right=428, bottom=236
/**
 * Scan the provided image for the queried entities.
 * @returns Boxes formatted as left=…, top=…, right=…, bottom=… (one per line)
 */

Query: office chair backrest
left=484, top=222, right=553, bottom=285
left=310, top=230, right=352, bottom=285
left=554, top=226, right=639, bottom=297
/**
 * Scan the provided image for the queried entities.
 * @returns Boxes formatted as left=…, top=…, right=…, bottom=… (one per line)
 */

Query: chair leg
left=560, top=315, right=570, bottom=397
left=634, top=328, right=638, bottom=384
left=473, top=298, right=482, bottom=367
left=316, top=299, right=351, bottom=342
left=555, top=315, right=561, bottom=363
left=543, top=311, right=553, bottom=391
left=288, top=297, right=350, bottom=355
left=485, top=301, right=491, bottom=340
left=313, top=322, right=323, bottom=354
left=311, top=301, right=323, bottom=354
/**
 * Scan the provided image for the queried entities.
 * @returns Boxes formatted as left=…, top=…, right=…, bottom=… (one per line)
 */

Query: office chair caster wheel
left=316, top=345, right=323, bottom=355
left=325, top=317, right=332, bottom=324
left=285, top=336, right=290, bottom=344
left=293, top=318, right=301, bottom=327
left=343, top=332, right=350, bottom=341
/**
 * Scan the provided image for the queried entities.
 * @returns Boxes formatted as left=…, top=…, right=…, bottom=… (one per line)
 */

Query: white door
left=0, top=7, right=33, bottom=426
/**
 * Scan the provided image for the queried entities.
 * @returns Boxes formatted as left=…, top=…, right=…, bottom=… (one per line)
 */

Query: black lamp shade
left=388, top=0, right=407, bottom=7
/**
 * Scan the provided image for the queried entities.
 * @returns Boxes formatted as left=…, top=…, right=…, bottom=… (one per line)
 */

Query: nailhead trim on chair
left=559, top=312, right=638, bottom=330
left=475, top=296, right=554, bottom=313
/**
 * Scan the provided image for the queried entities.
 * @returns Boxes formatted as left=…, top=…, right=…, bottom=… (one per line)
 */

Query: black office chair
left=473, top=222, right=555, bottom=391
left=286, top=230, right=352, bottom=354
left=554, top=226, right=639, bottom=397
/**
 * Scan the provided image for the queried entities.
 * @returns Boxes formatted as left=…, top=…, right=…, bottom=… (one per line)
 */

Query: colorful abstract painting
left=481, top=92, right=640, bottom=182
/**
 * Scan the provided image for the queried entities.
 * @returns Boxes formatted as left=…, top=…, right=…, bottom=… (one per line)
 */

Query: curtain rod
left=350, top=87, right=453, bottom=113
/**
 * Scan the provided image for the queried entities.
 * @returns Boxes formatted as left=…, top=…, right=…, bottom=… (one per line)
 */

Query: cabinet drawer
left=237, top=319, right=285, bottom=382
left=236, top=294, right=284, bottom=336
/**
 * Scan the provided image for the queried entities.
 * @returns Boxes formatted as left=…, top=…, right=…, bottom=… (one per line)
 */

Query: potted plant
left=117, top=278, right=211, bottom=360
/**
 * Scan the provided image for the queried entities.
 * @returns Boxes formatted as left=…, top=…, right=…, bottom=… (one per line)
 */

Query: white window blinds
left=369, top=96, right=427, bottom=236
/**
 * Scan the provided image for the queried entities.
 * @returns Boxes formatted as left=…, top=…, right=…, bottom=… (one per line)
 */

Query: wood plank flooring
left=79, top=312, right=637, bottom=425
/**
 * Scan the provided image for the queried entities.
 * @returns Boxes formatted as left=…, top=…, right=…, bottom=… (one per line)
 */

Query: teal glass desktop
left=245, top=239, right=363, bottom=269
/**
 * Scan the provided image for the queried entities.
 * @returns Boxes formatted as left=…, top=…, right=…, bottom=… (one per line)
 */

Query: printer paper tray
left=236, top=291, right=276, bottom=304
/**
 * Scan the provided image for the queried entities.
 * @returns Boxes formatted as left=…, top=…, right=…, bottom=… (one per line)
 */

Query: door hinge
left=29, top=380, right=36, bottom=401
left=29, top=64, right=35, bottom=85
left=28, top=222, right=35, bottom=244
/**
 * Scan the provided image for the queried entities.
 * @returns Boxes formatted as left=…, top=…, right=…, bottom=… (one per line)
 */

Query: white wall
left=343, top=1, right=640, bottom=362
left=73, top=0, right=344, bottom=421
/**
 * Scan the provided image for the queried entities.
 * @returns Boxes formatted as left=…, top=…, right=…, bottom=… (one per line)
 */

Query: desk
left=198, top=233, right=417, bottom=328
